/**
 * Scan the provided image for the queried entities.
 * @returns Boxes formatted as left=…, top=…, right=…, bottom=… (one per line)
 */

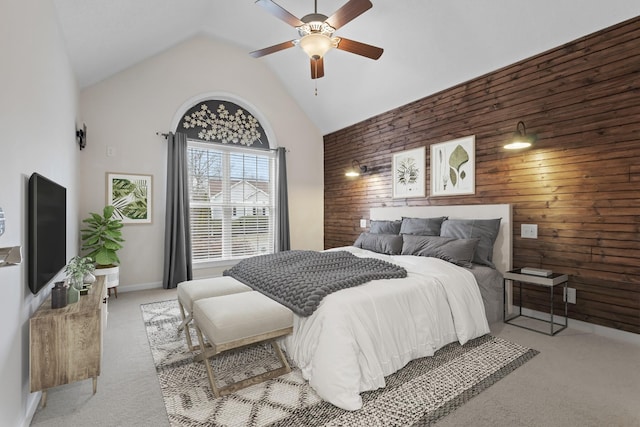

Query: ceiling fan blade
left=325, top=0, right=372, bottom=30
left=311, top=57, right=325, bottom=79
left=255, top=0, right=305, bottom=27
left=335, top=37, right=383, bottom=59
left=250, top=40, right=296, bottom=58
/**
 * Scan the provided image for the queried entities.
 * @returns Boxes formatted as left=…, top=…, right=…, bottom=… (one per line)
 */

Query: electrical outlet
left=360, top=219, right=367, bottom=228
left=106, top=146, right=116, bottom=157
left=521, top=224, right=538, bottom=239
left=564, top=287, right=577, bottom=304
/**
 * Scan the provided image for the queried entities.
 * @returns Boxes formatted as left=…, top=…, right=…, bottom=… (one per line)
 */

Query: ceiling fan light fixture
left=298, top=19, right=334, bottom=36
left=299, top=33, right=335, bottom=59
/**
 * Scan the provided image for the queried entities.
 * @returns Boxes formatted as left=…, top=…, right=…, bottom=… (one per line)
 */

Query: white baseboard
left=515, top=306, right=640, bottom=346
left=23, top=391, right=41, bottom=427
left=115, top=281, right=164, bottom=293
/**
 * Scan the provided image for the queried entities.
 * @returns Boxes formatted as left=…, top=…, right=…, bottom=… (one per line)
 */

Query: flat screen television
left=28, top=173, right=67, bottom=294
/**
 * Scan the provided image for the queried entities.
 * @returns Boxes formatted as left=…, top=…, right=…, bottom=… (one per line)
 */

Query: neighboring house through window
left=179, top=100, right=276, bottom=264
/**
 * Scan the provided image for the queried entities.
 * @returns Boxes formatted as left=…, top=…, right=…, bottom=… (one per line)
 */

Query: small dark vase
left=51, top=281, right=67, bottom=309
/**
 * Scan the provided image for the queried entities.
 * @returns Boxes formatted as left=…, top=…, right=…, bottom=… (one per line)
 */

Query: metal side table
left=504, top=269, right=569, bottom=336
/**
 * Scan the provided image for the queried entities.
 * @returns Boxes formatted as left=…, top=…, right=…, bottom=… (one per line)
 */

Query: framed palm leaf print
left=106, top=172, right=152, bottom=224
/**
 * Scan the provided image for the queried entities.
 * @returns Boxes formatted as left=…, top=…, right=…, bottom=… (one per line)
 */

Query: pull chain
left=314, top=60, right=318, bottom=96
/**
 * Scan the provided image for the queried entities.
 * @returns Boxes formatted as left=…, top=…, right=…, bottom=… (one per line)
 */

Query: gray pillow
left=400, top=216, right=447, bottom=236
left=401, top=235, right=479, bottom=267
left=353, top=232, right=403, bottom=255
left=369, top=220, right=402, bottom=234
left=440, top=218, right=501, bottom=268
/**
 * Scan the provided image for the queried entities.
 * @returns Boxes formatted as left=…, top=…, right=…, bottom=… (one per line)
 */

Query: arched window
left=178, top=100, right=278, bottom=263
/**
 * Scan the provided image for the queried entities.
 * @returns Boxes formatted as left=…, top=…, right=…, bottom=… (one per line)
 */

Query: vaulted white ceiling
left=52, top=0, right=640, bottom=134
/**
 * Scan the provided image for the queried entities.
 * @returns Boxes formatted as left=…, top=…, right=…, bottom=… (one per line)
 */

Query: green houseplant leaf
left=81, top=205, right=125, bottom=267
left=65, top=255, right=95, bottom=286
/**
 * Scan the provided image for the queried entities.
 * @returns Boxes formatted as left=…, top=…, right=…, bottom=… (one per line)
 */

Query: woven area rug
left=141, top=299, right=538, bottom=427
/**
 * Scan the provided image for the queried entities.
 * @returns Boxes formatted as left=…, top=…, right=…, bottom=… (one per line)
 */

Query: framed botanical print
left=106, top=172, right=152, bottom=224
left=392, top=147, right=426, bottom=198
left=430, top=135, right=475, bottom=197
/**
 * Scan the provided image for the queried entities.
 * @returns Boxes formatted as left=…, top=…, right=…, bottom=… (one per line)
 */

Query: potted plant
left=81, top=205, right=125, bottom=295
left=65, top=255, right=95, bottom=303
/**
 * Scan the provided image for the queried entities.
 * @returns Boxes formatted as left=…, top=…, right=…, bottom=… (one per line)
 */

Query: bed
left=271, top=204, right=513, bottom=411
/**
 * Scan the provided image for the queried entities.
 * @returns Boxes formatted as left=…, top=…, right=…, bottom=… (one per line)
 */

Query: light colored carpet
left=30, top=287, right=640, bottom=427
left=141, top=299, right=537, bottom=426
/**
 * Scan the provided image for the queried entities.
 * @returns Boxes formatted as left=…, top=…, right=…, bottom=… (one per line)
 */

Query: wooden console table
left=30, top=276, right=107, bottom=407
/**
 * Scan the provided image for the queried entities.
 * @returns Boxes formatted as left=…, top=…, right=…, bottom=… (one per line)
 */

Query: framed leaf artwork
left=430, top=135, right=475, bottom=197
left=392, top=147, right=426, bottom=198
left=106, top=172, right=152, bottom=224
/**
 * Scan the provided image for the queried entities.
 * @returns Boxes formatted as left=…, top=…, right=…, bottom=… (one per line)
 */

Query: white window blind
left=187, top=140, right=276, bottom=263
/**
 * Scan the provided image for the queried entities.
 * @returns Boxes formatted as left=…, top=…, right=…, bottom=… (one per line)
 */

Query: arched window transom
left=179, top=100, right=270, bottom=149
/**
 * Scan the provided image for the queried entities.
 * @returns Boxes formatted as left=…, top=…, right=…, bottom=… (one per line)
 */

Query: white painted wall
left=0, top=1, right=79, bottom=426
left=79, top=35, right=324, bottom=290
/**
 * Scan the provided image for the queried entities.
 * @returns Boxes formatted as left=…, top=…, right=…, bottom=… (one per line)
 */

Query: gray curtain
left=276, top=147, right=290, bottom=251
left=163, top=132, right=192, bottom=289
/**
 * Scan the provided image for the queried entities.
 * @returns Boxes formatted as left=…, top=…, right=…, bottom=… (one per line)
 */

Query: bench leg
left=272, top=341, right=291, bottom=373
left=177, top=305, right=191, bottom=332
left=195, top=324, right=221, bottom=397
left=213, top=340, right=291, bottom=397
left=195, top=337, right=292, bottom=398
left=178, top=300, right=199, bottom=352
left=217, top=364, right=290, bottom=397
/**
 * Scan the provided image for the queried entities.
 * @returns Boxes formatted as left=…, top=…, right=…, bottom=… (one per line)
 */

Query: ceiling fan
left=250, top=0, right=383, bottom=79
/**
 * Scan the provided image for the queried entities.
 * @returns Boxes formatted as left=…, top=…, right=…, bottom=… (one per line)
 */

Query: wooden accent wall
left=324, top=17, right=640, bottom=334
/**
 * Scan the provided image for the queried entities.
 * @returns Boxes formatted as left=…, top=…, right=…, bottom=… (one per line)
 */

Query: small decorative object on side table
left=504, top=268, right=569, bottom=336
left=51, top=281, right=67, bottom=309
left=65, top=256, right=95, bottom=302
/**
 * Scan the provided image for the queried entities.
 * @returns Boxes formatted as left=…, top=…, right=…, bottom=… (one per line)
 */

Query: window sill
left=193, top=259, right=241, bottom=270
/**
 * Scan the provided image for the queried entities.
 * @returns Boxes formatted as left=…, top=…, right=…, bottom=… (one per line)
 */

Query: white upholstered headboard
left=370, top=204, right=513, bottom=274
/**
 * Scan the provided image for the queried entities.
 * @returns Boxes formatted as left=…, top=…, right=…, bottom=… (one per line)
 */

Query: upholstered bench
left=192, top=291, right=294, bottom=397
left=177, top=277, right=251, bottom=351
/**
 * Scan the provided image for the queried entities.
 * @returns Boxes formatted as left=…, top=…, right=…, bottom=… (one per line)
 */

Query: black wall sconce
left=504, top=121, right=536, bottom=150
left=345, top=160, right=368, bottom=177
left=76, top=123, right=87, bottom=150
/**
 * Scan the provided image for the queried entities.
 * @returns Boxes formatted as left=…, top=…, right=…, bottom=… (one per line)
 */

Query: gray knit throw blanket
left=223, top=250, right=407, bottom=316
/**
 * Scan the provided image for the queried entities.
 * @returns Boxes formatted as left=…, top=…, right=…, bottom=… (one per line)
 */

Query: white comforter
left=280, top=246, right=490, bottom=411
